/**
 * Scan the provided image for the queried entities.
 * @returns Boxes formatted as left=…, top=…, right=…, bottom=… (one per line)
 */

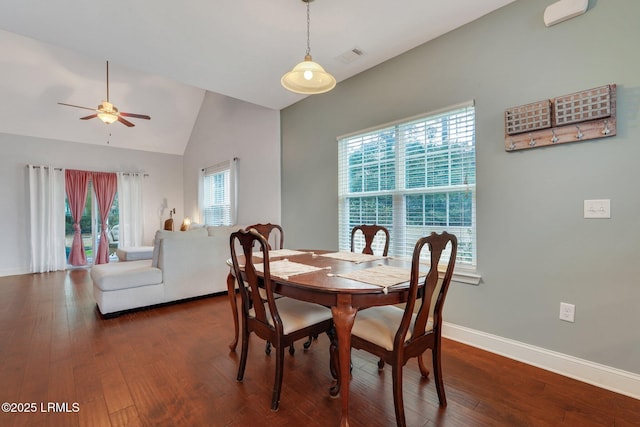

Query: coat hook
left=551, top=129, right=559, bottom=143
left=576, top=125, right=584, bottom=140
left=602, top=119, right=611, bottom=135
left=528, top=133, right=536, bottom=146
left=508, top=137, right=516, bottom=151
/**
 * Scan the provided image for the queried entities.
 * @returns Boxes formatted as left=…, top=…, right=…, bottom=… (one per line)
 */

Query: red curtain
left=65, top=169, right=91, bottom=266
left=93, top=172, right=118, bottom=264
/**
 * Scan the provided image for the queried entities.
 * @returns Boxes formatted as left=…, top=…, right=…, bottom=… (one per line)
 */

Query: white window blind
left=200, top=159, right=237, bottom=226
left=338, top=102, right=476, bottom=267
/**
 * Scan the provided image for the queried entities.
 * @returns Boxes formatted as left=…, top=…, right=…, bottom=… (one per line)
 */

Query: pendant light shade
left=281, top=0, right=335, bottom=95
left=281, top=54, right=336, bottom=94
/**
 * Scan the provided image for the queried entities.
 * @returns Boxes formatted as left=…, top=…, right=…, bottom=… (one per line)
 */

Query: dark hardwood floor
left=0, top=270, right=637, bottom=427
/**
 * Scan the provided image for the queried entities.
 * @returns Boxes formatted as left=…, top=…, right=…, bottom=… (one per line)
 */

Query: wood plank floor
left=0, top=270, right=637, bottom=427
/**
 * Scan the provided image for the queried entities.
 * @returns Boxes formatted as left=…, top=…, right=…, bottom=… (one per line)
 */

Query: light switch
left=584, top=199, right=610, bottom=219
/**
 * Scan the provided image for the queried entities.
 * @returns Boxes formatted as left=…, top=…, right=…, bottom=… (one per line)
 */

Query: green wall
left=281, top=0, right=640, bottom=375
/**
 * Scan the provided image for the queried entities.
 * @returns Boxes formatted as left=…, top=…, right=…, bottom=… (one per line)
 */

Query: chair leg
left=237, top=329, right=250, bottom=382
left=326, top=328, right=338, bottom=381
left=227, top=273, right=239, bottom=351
left=303, top=333, right=318, bottom=349
left=418, top=354, right=430, bottom=377
left=271, top=344, right=285, bottom=411
left=268, top=341, right=294, bottom=356
left=391, top=362, right=407, bottom=427
left=432, top=342, right=447, bottom=407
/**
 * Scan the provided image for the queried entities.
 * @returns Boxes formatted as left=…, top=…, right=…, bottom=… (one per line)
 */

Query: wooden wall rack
left=504, top=84, right=616, bottom=152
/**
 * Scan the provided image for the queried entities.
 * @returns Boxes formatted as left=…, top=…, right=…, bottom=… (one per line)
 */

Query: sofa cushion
left=91, top=259, right=162, bottom=291
left=206, top=225, right=247, bottom=237
left=151, top=228, right=208, bottom=267
left=116, top=246, right=154, bottom=261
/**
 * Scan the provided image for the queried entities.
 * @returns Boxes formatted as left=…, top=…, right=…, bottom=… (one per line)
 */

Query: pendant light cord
left=106, top=61, right=110, bottom=102
left=306, top=0, right=311, bottom=57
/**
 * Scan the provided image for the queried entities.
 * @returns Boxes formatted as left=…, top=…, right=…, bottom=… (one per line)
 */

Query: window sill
left=414, top=259, right=481, bottom=286
left=452, top=267, right=481, bottom=286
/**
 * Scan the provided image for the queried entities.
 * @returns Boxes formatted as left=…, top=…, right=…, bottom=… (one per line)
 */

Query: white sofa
left=91, top=225, right=243, bottom=316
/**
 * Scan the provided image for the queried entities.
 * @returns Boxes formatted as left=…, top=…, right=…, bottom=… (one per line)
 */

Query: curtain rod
left=26, top=165, right=148, bottom=177
left=26, top=165, right=63, bottom=171
left=201, top=157, right=238, bottom=172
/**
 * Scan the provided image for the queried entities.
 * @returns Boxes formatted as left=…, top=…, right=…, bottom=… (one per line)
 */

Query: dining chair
left=351, top=224, right=390, bottom=256
left=244, top=222, right=320, bottom=353
left=230, top=228, right=334, bottom=411
left=350, top=231, right=457, bottom=427
left=243, top=223, right=293, bottom=355
left=351, top=224, right=391, bottom=369
left=245, top=223, right=283, bottom=250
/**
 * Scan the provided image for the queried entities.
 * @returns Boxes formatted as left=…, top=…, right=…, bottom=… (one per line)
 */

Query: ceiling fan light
left=281, top=55, right=336, bottom=94
left=97, top=101, right=118, bottom=124
left=97, top=112, right=118, bottom=124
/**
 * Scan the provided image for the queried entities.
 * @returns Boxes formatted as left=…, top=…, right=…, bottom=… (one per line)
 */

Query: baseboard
left=0, top=267, right=29, bottom=277
left=443, top=322, right=640, bottom=400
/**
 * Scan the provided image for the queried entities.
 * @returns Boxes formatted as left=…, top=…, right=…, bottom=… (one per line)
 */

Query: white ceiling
left=0, top=0, right=516, bottom=155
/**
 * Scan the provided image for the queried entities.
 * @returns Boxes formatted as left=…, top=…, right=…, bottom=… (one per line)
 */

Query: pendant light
left=281, top=0, right=336, bottom=95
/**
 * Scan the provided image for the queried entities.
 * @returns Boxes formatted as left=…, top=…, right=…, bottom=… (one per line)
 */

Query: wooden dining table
left=226, top=249, right=416, bottom=427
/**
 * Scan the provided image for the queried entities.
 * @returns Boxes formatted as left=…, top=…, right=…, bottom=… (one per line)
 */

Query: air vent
left=337, top=48, right=364, bottom=64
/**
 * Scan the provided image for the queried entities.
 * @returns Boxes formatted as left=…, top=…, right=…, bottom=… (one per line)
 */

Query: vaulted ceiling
left=0, top=0, right=516, bottom=154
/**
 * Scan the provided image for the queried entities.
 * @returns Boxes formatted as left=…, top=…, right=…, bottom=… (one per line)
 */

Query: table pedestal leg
left=226, top=272, right=239, bottom=351
left=331, top=294, right=357, bottom=427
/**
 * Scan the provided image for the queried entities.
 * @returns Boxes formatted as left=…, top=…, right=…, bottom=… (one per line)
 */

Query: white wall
left=280, top=0, right=640, bottom=382
left=182, top=91, right=281, bottom=228
left=0, top=133, right=183, bottom=276
left=0, top=89, right=281, bottom=277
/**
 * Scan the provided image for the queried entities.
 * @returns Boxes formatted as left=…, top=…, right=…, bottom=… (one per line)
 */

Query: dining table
left=226, top=248, right=418, bottom=427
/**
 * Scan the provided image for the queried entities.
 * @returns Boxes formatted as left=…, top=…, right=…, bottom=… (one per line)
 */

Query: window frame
left=199, top=159, right=237, bottom=227
left=338, top=102, right=478, bottom=275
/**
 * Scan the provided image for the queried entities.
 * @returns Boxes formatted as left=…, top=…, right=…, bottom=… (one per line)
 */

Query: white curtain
left=230, top=157, right=238, bottom=225
left=27, top=165, right=66, bottom=273
left=117, top=172, right=144, bottom=247
left=197, top=167, right=204, bottom=224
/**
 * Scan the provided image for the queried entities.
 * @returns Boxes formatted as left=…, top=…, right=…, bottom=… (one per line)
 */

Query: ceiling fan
left=58, top=61, right=150, bottom=127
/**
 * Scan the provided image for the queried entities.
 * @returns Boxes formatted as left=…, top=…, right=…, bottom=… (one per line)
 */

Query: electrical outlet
left=559, top=302, right=575, bottom=322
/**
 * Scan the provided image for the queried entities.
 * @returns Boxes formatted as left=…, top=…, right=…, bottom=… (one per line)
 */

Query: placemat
left=254, top=259, right=324, bottom=280
left=253, top=249, right=308, bottom=259
left=320, top=251, right=386, bottom=263
left=337, top=264, right=424, bottom=293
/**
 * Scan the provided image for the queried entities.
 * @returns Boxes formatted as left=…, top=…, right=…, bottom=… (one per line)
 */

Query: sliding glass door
left=64, top=182, right=119, bottom=265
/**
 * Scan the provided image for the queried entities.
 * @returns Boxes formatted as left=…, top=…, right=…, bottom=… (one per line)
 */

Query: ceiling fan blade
left=120, top=112, right=151, bottom=120
left=58, top=102, right=96, bottom=112
left=118, top=116, right=135, bottom=127
left=79, top=114, right=98, bottom=120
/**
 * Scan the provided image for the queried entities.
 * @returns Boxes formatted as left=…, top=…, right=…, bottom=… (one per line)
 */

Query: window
left=338, top=102, right=476, bottom=267
left=200, top=159, right=237, bottom=226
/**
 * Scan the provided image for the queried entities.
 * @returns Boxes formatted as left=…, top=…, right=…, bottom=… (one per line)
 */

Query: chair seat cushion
left=91, top=260, right=162, bottom=291
left=352, top=306, right=433, bottom=351
left=250, top=297, right=333, bottom=335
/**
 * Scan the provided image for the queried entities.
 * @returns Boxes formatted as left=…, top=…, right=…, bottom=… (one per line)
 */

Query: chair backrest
left=108, top=225, right=119, bottom=243
left=399, top=232, right=457, bottom=349
left=230, top=228, right=283, bottom=335
left=350, top=224, right=390, bottom=256
left=245, top=223, right=284, bottom=250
